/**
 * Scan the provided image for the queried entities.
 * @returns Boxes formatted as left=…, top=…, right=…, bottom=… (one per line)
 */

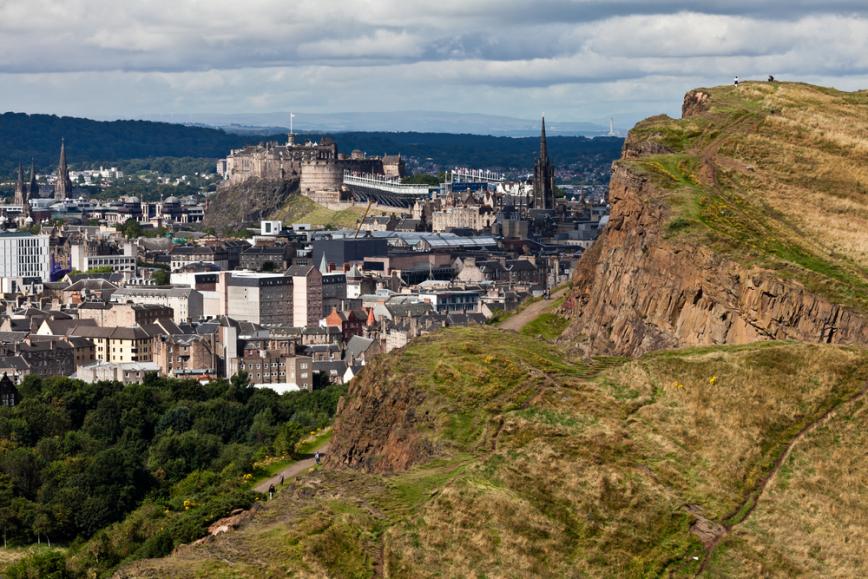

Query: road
left=498, top=287, right=568, bottom=332
left=254, top=442, right=330, bottom=494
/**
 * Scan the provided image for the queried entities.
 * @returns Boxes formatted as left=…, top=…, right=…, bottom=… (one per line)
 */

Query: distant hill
left=140, top=110, right=616, bottom=137
left=0, top=112, right=270, bottom=175
left=0, top=112, right=623, bottom=178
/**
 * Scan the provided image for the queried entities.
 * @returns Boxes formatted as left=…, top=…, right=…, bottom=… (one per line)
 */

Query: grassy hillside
left=121, top=327, right=867, bottom=577
left=626, top=82, right=868, bottom=312
left=269, top=194, right=394, bottom=230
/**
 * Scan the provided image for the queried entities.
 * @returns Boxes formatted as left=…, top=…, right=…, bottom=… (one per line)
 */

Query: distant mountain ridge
left=134, top=110, right=618, bottom=137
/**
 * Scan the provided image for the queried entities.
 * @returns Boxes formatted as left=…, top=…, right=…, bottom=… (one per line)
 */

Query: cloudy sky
left=1, top=0, right=866, bottom=129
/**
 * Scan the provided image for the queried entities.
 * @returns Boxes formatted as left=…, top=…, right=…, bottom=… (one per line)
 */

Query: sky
left=1, top=0, right=867, bottom=129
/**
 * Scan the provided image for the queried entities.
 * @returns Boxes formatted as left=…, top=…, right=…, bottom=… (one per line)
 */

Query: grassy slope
left=123, top=327, right=867, bottom=578
left=626, top=82, right=868, bottom=312
left=269, top=194, right=394, bottom=229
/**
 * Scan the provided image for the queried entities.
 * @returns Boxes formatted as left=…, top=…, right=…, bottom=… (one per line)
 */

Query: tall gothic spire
left=29, top=159, right=38, bottom=199
left=55, top=138, right=73, bottom=201
left=14, top=162, right=26, bottom=205
left=532, top=115, right=555, bottom=210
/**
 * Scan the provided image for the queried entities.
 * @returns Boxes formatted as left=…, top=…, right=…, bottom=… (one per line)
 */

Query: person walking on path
left=268, top=483, right=275, bottom=500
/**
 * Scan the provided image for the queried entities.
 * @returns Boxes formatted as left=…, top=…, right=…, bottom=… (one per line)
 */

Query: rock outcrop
left=203, top=177, right=298, bottom=232
left=328, top=356, right=437, bottom=473
left=563, top=84, right=867, bottom=356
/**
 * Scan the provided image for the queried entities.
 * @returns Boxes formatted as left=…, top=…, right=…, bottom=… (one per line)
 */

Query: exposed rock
left=203, top=177, right=298, bottom=232
left=328, top=357, right=437, bottom=474
left=682, top=90, right=712, bottom=118
left=563, top=163, right=866, bottom=356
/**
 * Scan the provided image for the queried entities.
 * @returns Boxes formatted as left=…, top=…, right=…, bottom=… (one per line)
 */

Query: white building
left=0, top=232, right=51, bottom=293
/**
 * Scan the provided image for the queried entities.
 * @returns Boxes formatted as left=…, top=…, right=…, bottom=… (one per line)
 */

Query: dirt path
left=695, top=386, right=867, bottom=575
left=498, top=287, right=568, bottom=332
left=254, top=442, right=330, bottom=494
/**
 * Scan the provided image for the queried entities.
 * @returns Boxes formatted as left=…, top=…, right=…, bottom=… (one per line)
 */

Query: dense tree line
left=0, top=113, right=272, bottom=176
left=0, top=373, right=343, bottom=557
left=1, top=112, right=623, bottom=178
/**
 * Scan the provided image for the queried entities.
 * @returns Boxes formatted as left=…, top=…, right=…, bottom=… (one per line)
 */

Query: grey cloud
left=0, top=1, right=866, bottom=124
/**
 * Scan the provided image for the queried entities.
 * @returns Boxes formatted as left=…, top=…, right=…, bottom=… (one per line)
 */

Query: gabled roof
left=345, top=335, right=374, bottom=359
left=66, top=279, right=119, bottom=291
left=287, top=264, right=316, bottom=277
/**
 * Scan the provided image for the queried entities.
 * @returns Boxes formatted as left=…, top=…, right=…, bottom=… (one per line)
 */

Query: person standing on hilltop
left=734, top=75, right=740, bottom=86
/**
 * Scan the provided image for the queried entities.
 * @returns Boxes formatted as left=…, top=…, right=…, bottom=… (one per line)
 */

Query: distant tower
left=14, top=162, right=26, bottom=205
left=532, top=116, right=555, bottom=210
left=29, top=159, right=39, bottom=199
left=608, top=118, right=617, bottom=137
left=55, top=139, right=73, bottom=201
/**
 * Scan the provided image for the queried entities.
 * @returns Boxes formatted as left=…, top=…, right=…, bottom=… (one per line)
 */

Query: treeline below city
left=1, top=112, right=623, bottom=177
left=0, top=373, right=344, bottom=577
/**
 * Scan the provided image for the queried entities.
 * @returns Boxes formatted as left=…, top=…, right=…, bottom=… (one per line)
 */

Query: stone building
left=110, top=287, right=204, bottom=324
left=219, top=134, right=404, bottom=193
left=152, top=333, right=219, bottom=377
left=77, top=302, right=174, bottom=327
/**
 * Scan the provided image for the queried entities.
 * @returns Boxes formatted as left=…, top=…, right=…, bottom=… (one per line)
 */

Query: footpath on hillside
left=498, top=287, right=568, bottom=332
left=254, top=442, right=330, bottom=494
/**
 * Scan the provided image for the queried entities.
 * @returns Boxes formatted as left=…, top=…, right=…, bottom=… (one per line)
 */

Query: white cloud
left=0, top=1, right=865, bottom=123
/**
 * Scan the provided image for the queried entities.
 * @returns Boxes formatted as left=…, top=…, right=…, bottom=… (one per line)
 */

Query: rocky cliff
left=203, top=177, right=298, bottom=232
left=563, top=83, right=868, bottom=356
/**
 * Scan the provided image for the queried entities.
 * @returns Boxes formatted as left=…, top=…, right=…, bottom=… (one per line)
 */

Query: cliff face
left=203, top=177, right=298, bottom=232
left=563, top=83, right=868, bottom=356
left=328, top=355, right=436, bottom=473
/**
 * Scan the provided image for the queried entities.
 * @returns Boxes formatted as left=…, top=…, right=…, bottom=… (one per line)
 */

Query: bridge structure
left=447, top=168, right=506, bottom=184
left=342, top=172, right=436, bottom=208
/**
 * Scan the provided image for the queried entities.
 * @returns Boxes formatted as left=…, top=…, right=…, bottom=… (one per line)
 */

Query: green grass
left=118, top=328, right=868, bottom=577
left=519, top=312, right=570, bottom=340
left=271, top=193, right=391, bottom=229
left=297, top=428, right=333, bottom=455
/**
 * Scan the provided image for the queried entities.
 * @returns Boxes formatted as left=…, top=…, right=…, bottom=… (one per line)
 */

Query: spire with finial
left=540, top=115, right=548, bottom=161
left=14, top=162, right=26, bottom=205
left=28, top=159, right=38, bottom=199
left=55, top=138, right=73, bottom=201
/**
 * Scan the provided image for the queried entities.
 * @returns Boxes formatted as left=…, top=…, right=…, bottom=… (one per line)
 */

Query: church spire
left=540, top=116, right=548, bottom=162
left=29, top=159, right=38, bottom=199
left=14, top=162, right=26, bottom=205
left=55, top=138, right=73, bottom=201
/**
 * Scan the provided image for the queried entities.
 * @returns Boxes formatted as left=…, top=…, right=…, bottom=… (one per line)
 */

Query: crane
left=354, top=199, right=375, bottom=239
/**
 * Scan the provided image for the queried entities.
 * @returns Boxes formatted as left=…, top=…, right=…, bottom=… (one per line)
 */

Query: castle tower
left=29, top=159, right=39, bottom=199
left=532, top=116, right=555, bottom=210
left=14, top=162, right=26, bottom=205
left=55, top=139, right=73, bottom=201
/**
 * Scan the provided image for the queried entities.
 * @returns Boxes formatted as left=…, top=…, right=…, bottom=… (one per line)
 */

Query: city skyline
left=1, top=1, right=867, bottom=129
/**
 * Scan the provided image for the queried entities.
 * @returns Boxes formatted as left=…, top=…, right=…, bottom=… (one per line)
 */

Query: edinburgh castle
left=217, top=133, right=405, bottom=195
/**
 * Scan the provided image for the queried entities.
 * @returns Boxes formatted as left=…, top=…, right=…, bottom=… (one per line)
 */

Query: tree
left=118, top=218, right=142, bottom=240
left=151, top=269, right=170, bottom=285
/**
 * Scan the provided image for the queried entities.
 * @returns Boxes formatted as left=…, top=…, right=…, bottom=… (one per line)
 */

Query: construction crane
left=354, top=199, right=375, bottom=239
